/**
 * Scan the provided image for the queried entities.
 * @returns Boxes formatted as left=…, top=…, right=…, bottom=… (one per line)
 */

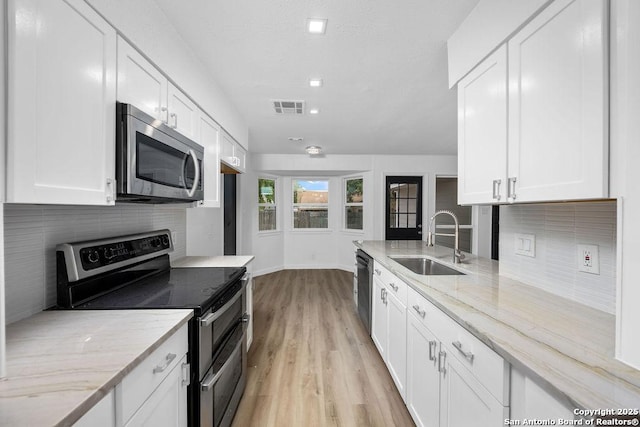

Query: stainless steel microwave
left=116, top=102, right=204, bottom=203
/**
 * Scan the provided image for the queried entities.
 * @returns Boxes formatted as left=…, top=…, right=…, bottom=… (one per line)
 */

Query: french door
left=385, top=176, right=423, bottom=240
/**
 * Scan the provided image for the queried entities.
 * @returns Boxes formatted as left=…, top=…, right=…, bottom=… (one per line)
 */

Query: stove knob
left=151, top=237, right=161, bottom=247
left=86, top=250, right=100, bottom=264
left=161, top=235, right=170, bottom=247
left=103, top=248, right=115, bottom=260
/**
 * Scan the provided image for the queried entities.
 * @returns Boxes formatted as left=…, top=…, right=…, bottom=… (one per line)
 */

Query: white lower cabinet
left=510, top=367, right=574, bottom=422
left=116, top=323, right=189, bottom=427
left=371, top=262, right=407, bottom=400
left=123, top=354, right=188, bottom=427
left=406, top=314, right=440, bottom=427
left=73, top=323, right=189, bottom=427
left=405, top=287, right=509, bottom=426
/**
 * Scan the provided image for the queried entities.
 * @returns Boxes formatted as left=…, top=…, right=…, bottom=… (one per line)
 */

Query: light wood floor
left=231, top=269, right=415, bottom=427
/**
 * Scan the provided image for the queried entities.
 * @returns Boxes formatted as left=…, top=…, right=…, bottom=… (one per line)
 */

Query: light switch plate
left=577, top=244, right=600, bottom=274
left=515, top=234, right=536, bottom=257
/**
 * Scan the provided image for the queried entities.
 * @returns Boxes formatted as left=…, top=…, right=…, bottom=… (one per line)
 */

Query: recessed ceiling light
left=309, top=78, right=323, bottom=88
left=307, top=18, right=327, bottom=35
left=306, top=145, right=322, bottom=155
left=288, top=137, right=304, bottom=142
left=309, top=109, right=320, bottom=115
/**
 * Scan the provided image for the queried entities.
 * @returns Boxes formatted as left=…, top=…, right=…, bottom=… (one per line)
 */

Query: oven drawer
left=116, top=323, right=189, bottom=425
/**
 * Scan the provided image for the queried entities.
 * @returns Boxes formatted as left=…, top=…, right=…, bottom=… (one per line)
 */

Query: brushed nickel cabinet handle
left=452, top=341, right=475, bottom=363
left=153, top=353, right=177, bottom=374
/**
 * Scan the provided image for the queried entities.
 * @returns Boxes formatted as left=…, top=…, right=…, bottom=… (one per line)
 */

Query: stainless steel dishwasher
left=355, top=249, right=373, bottom=334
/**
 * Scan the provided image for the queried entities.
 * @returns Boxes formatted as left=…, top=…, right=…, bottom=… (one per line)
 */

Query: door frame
left=383, top=173, right=429, bottom=241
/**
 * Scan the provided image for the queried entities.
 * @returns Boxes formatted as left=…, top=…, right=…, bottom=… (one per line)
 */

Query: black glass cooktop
left=73, top=266, right=245, bottom=315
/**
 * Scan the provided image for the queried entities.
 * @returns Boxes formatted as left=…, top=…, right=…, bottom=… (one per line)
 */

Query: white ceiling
left=153, top=0, right=479, bottom=155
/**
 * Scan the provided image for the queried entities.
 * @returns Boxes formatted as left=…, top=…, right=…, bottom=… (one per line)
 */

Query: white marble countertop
left=355, top=240, right=640, bottom=410
left=0, top=309, right=193, bottom=427
left=171, top=255, right=254, bottom=268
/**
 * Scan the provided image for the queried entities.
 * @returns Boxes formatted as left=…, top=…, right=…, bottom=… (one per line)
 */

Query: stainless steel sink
left=390, top=257, right=465, bottom=276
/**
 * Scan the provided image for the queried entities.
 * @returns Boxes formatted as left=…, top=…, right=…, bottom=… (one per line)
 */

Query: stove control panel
left=79, top=233, right=172, bottom=270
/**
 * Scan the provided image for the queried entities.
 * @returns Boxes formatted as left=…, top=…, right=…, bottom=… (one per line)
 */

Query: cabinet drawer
left=407, top=286, right=448, bottom=337
left=116, top=323, right=188, bottom=425
left=407, top=287, right=509, bottom=405
left=440, top=312, right=509, bottom=405
left=374, top=261, right=407, bottom=304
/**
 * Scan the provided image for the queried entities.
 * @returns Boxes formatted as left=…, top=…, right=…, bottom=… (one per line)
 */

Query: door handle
left=186, top=149, right=200, bottom=198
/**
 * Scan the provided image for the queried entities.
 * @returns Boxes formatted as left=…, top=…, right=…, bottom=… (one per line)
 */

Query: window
left=293, top=179, right=329, bottom=229
left=345, top=177, right=363, bottom=230
left=258, top=178, right=276, bottom=231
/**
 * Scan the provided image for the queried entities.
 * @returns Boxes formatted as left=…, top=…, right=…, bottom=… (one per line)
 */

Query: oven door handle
left=201, top=338, right=243, bottom=391
left=199, top=290, right=243, bottom=327
left=186, top=149, right=200, bottom=198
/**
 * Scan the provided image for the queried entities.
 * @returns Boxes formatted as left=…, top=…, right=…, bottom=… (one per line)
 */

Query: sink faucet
left=426, top=210, right=466, bottom=264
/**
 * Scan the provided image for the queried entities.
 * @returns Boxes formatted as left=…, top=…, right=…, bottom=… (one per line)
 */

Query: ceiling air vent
left=273, top=100, right=305, bottom=115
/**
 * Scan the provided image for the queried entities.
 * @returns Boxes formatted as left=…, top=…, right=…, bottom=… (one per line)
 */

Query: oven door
left=117, top=103, right=204, bottom=201
left=198, top=281, right=244, bottom=378
left=200, top=322, right=246, bottom=427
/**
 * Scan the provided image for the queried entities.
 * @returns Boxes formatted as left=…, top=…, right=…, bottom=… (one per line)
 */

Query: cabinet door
left=246, top=274, right=254, bottom=349
left=386, top=290, right=407, bottom=400
left=235, top=144, right=247, bottom=173
left=507, top=0, right=608, bottom=202
left=196, top=113, right=221, bottom=208
left=457, top=45, right=508, bottom=205
left=124, top=355, right=189, bottom=427
left=220, top=130, right=236, bottom=168
left=7, top=0, right=116, bottom=205
left=168, top=83, right=199, bottom=142
left=406, top=313, right=440, bottom=427
left=117, top=36, right=167, bottom=122
left=371, top=277, right=388, bottom=359
left=439, top=351, right=507, bottom=427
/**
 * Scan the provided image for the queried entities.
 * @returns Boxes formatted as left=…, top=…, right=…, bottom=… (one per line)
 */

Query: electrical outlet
left=577, top=244, right=600, bottom=275
left=515, top=234, right=536, bottom=257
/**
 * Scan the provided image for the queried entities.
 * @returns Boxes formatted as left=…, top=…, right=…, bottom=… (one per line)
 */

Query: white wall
left=85, top=0, right=248, bottom=147
left=499, top=202, right=616, bottom=314
left=3, top=204, right=188, bottom=324
left=610, top=0, right=640, bottom=369
left=248, top=154, right=460, bottom=276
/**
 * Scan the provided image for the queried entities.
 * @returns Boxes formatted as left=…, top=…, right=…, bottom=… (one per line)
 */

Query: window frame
left=258, top=176, right=278, bottom=233
left=343, top=176, right=364, bottom=232
left=291, top=178, right=330, bottom=230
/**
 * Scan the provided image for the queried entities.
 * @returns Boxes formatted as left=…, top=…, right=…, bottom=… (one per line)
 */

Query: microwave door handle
left=186, top=149, right=200, bottom=198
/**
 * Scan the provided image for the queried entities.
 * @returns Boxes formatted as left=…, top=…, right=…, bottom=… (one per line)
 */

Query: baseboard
left=253, top=264, right=353, bottom=277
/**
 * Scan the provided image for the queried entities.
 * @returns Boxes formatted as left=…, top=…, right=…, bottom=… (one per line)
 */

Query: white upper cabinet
left=457, top=45, right=508, bottom=204
left=117, top=37, right=199, bottom=143
left=456, top=0, right=609, bottom=205
left=6, top=0, right=117, bottom=205
left=196, top=113, right=221, bottom=208
left=168, top=82, right=199, bottom=143
left=220, top=130, right=247, bottom=174
left=116, top=36, right=167, bottom=122
left=507, top=0, right=608, bottom=202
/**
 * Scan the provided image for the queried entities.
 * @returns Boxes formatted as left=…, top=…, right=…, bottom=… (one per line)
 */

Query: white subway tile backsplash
left=499, top=201, right=616, bottom=314
left=3, top=204, right=188, bottom=324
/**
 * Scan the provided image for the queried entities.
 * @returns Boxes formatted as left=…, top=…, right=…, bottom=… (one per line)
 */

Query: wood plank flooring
left=231, top=269, right=415, bottom=427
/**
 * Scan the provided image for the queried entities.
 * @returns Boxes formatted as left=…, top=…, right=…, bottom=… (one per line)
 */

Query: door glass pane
left=408, top=184, right=418, bottom=198
left=408, top=214, right=417, bottom=228
left=398, top=199, right=408, bottom=214
left=389, top=214, right=398, bottom=228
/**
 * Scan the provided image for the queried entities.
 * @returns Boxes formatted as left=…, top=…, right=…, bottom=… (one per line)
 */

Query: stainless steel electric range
left=56, top=230, right=248, bottom=427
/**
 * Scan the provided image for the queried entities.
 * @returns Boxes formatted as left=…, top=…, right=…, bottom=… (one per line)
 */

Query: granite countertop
left=355, top=240, right=640, bottom=411
left=171, top=255, right=254, bottom=268
left=0, top=309, right=193, bottom=426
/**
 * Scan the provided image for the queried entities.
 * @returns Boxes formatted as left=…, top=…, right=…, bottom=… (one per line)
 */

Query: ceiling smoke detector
left=273, top=100, right=305, bottom=115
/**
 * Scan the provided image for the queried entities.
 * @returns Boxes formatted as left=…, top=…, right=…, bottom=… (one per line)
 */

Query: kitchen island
left=0, top=309, right=193, bottom=426
left=355, top=240, right=640, bottom=412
